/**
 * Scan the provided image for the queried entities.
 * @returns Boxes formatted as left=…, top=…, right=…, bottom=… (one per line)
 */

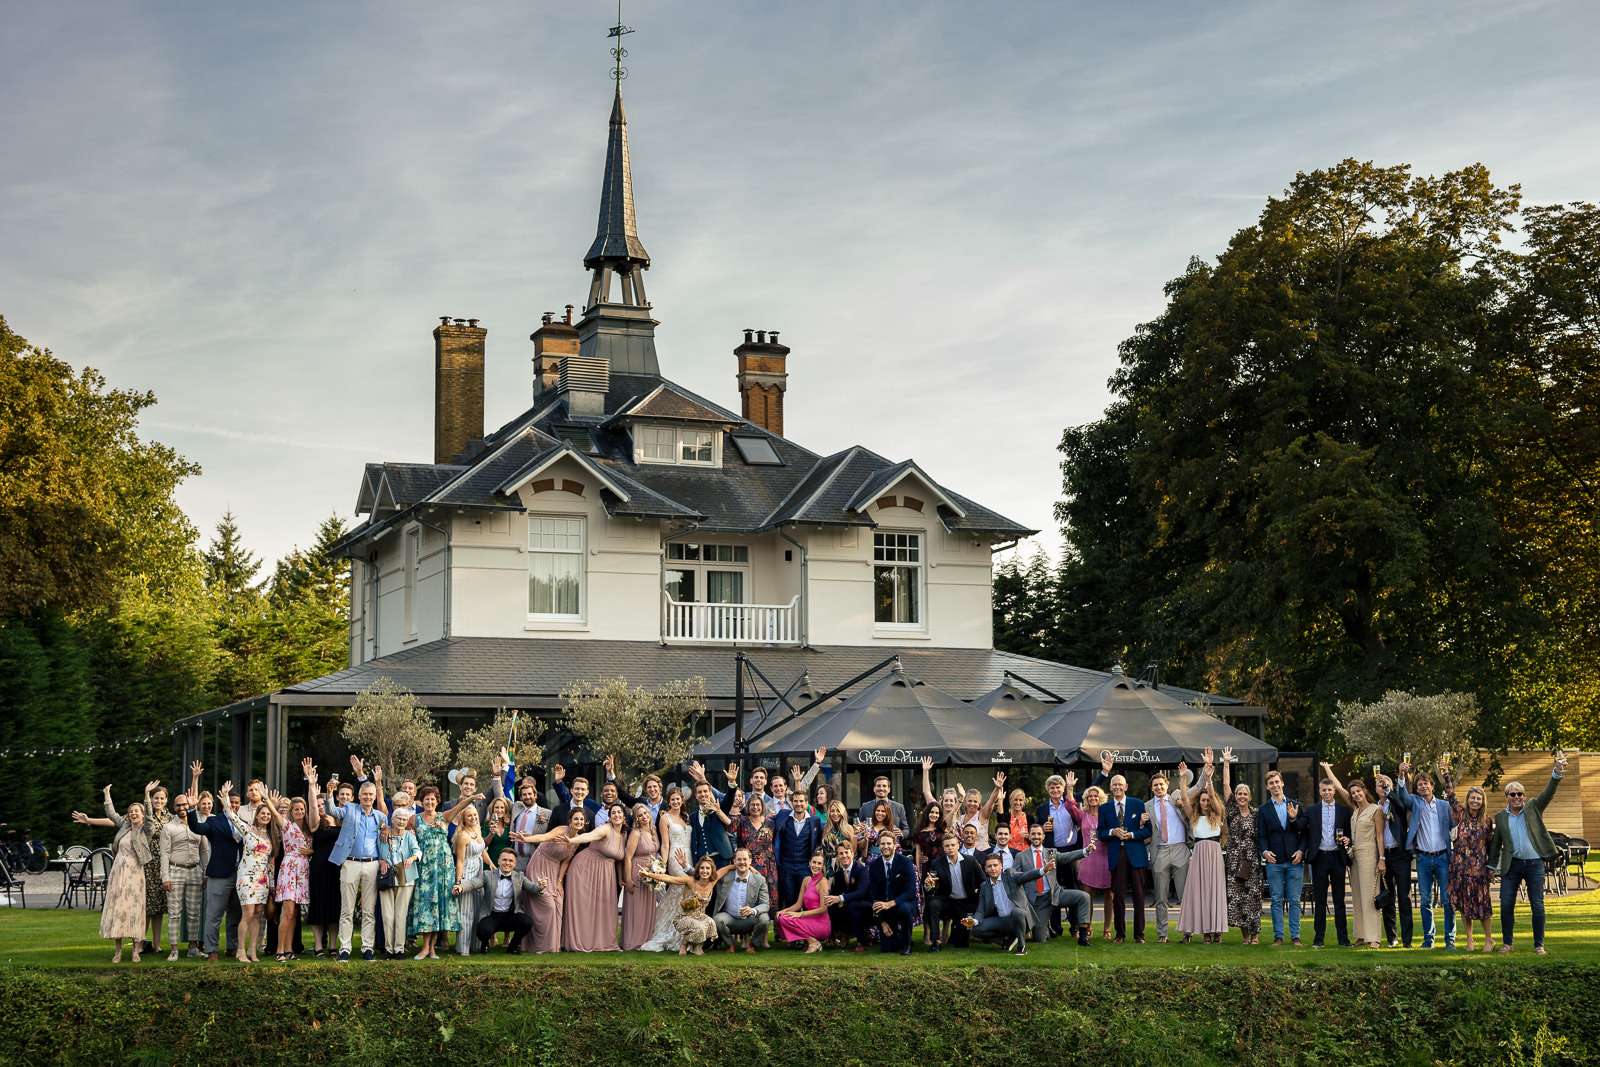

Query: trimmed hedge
left=6, top=963, right=1589, bottom=1067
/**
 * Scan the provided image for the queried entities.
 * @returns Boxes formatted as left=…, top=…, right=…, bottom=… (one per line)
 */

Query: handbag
left=1373, top=885, right=1393, bottom=911
left=376, top=856, right=397, bottom=891
left=1234, top=851, right=1252, bottom=881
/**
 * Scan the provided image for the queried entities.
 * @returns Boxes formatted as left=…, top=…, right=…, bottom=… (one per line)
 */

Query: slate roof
left=263, top=637, right=1238, bottom=711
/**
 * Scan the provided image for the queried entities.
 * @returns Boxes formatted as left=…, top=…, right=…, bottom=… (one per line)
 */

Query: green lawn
left=4, top=886, right=1595, bottom=970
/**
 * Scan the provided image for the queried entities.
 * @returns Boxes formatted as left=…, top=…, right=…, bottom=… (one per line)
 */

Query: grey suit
left=971, top=863, right=1039, bottom=948
left=458, top=866, right=544, bottom=952
left=710, top=869, right=771, bottom=947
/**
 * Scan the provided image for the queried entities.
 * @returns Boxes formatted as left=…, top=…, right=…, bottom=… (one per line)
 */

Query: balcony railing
left=664, top=595, right=801, bottom=645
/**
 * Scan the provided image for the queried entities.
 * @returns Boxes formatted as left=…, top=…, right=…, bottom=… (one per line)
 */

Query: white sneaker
left=187, top=947, right=202, bottom=957
left=167, top=950, right=179, bottom=962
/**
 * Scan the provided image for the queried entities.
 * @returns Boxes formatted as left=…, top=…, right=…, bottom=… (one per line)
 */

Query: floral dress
left=276, top=820, right=311, bottom=905
left=144, top=808, right=171, bottom=916
left=226, top=808, right=275, bottom=905
left=1224, top=803, right=1263, bottom=935
left=733, top=816, right=777, bottom=887
left=1447, top=786, right=1493, bottom=921
left=408, top=815, right=459, bottom=936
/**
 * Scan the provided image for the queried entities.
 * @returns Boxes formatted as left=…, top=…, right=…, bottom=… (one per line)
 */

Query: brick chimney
left=530, top=305, right=580, bottom=403
left=434, top=317, right=486, bottom=465
left=735, top=329, right=790, bottom=436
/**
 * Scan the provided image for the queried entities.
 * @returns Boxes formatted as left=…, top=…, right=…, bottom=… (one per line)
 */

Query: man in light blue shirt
left=324, top=772, right=387, bottom=961
left=1395, top=761, right=1455, bottom=949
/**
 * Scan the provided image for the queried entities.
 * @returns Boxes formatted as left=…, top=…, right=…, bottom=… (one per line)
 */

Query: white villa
left=176, top=81, right=1238, bottom=801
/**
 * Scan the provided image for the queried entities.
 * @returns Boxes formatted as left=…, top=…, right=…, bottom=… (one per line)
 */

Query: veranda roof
left=1021, top=675, right=1277, bottom=765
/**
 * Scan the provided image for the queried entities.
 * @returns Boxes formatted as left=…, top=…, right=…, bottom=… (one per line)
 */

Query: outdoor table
left=47, top=857, right=73, bottom=908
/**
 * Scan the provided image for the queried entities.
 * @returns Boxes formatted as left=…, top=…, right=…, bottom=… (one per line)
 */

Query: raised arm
left=302, top=760, right=322, bottom=833
left=981, top=773, right=1005, bottom=820
left=441, top=790, right=481, bottom=824
left=101, top=784, right=119, bottom=820
left=920, top=756, right=937, bottom=806
left=71, top=811, right=116, bottom=829
left=1221, top=748, right=1234, bottom=798
left=261, top=789, right=286, bottom=827
left=796, top=748, right=826, bottom=794
left=1319, top=762, right=1352, bottom=807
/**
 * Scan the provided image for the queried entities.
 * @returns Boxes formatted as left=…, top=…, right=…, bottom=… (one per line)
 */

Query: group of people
left=72, top=743, right=1570, bottom=962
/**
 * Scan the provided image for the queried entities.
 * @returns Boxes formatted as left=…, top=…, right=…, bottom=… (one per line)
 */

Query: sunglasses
left=1505, top=791, right=1525, bottom=797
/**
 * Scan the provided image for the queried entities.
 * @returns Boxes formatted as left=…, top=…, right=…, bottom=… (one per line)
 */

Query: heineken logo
left=991, top=751, right=1013, bottom=763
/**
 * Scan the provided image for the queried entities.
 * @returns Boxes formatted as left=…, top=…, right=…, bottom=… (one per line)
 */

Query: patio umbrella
left=693, top=682, right=845, bottom=759
left=768, top=667, right=1058, bottom=767
left=968, top=682, right=1055, bottom=728
left=1021, top=674, right=1276, bottom=765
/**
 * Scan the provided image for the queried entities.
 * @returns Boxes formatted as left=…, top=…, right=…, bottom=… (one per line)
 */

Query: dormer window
left=635, top=425, right=719, bottom=467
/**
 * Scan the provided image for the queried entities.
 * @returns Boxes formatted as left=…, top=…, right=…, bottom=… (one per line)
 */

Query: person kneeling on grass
left=454, top=848, right=545, bottom=954
left=964, top=852, right=1039, bottom=956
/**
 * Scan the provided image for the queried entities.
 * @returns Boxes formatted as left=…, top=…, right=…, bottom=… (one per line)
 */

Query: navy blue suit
left=866, top=852, right=918, bottom=952
left=689, top=805, right=734, bottom=864
left=1097, top=795, right=1152, bottom=940
left=827, top=860, right=872, bottom=946
left=772, top=808, right=822, bottom=909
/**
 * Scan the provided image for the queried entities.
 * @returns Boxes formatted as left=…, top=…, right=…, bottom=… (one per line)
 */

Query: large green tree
left=1055, top=160, right=1597, bottom=751
left=0, top=315, right=201, bottom=616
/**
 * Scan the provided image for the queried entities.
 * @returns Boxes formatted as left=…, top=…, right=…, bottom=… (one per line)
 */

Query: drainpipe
left=659, top=524, right=700, bottom=645
left=413, top=511, right=453, bottom=639
left=366, top=550, right=381, bottom=658
left=776, top=526, right=812, bottom=649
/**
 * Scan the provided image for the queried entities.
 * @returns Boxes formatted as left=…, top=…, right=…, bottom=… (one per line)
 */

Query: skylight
left=731, top=435, right=782, bottom=465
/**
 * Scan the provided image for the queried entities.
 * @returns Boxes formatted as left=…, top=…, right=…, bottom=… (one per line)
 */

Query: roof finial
left=607, top=0, right=634, bottom=85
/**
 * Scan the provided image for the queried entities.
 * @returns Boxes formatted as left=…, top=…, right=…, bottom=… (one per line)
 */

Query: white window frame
left=527, top=515, right=586, bottom=622
left=665, top=542, right=751, bottom=604
left=634, top=424, right=721, bottom=467
left=872, top=530, right=924, bottom=631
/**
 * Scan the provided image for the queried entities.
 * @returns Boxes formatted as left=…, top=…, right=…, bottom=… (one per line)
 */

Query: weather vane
left=608, top=0, right=634, bottom=82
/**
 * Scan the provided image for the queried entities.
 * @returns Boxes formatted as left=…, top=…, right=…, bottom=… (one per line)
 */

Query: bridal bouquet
left=647, top=855, right=669, bottom=895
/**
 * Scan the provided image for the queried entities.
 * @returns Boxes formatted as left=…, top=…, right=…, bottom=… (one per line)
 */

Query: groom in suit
left=1098, top=775, right=1152, bottom=943
left=710, top=848, right=771, bottom=952
left=867, top=830, right=919, bottom=955
left=689, top=781, right=735, bottom=865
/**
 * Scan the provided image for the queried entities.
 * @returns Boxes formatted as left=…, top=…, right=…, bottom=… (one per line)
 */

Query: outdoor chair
left=60, top=846, right=92, bottom=908
left=1564, top=837, right=1590, bottom=889
left=1545, top=835, right=1569, bottom=896
left=86, top=848, right=113, bottom=909
left=0, top=856, right=25, bottom=908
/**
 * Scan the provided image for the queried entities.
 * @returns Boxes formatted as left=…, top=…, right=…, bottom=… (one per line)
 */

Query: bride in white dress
left=640, top=788, right=692, bottom=952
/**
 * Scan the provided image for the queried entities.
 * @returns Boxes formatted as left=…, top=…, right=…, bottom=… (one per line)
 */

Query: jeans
left=1415, top=852, right=1454, bottom=946
left=202, top=877, right=241, bottom=955
left=1265, top=862, right=1303, bottom=940
left=1499, top=858, right=1546, bottom=948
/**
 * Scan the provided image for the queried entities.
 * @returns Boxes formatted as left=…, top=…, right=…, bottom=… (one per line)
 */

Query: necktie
left=1117, top=801, right=1124, bottom=824
left=1033, top=849, right=1044, bottom=893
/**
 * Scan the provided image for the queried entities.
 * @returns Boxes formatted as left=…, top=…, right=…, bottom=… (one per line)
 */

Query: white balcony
left=664, top=595, right=801, bottom=645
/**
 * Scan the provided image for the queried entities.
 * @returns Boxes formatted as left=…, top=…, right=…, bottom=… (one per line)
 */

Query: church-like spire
left=575, top=8, right=660, bottom=376
left=584, top=88, right=650, bottom=276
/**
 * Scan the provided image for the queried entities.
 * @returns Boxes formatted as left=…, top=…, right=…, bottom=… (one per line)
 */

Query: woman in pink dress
left=273, top=793, right=318, bottom=961
left=620, top=803, right=660, bottom=950
left=1175, top=750, right=1229, bottom=943
left=520, top=809, right=602, bottom=953
left=1074, top=784, right=1113, bottom=938
left=775, top=851, right=832, bottom=952
left=561, top=802, right=628, bottom=952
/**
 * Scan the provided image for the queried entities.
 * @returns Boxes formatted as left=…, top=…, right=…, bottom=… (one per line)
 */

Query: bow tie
left=736, top=877, right=747, bottom=883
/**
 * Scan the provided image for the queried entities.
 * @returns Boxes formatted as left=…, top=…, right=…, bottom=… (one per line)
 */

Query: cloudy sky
left=5, top=0, right=1597, bottom=567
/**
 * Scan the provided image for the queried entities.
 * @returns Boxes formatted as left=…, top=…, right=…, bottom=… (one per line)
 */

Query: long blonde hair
left=454, top=805, right=483, bottom=866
